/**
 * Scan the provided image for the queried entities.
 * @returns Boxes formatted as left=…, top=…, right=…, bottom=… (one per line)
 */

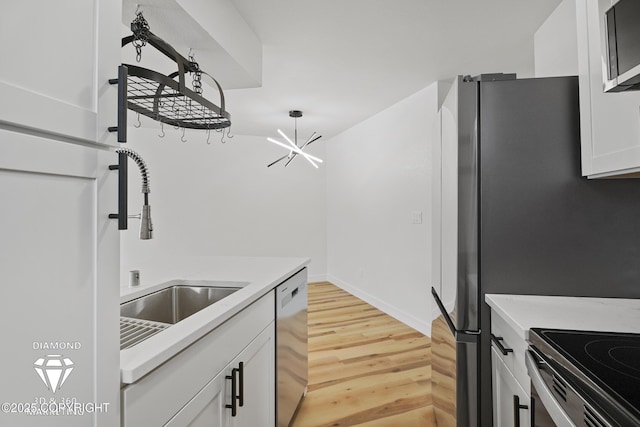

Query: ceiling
left=126, top=0, right=564, bottom=140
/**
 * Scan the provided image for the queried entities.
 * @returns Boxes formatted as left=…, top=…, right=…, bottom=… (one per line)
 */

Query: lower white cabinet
left=490, top=307, right=531, bottom=427
left=491, top=347, right=531, bottom=427
left=165, top=364, right=227, bottom=426
left=230, top=323, right=275, bottom=427
left=165, top=323, right=275, bottom=427
left=0, top=130, right=119, bottom=427
left=121, top=291, right=275, bottom=427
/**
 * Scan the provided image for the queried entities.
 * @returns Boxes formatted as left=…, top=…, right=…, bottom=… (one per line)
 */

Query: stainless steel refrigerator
left=431, top=74, right=640, bottom=427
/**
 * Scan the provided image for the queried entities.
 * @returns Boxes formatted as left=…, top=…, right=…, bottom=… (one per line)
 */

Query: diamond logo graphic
left=33, top=355, right=74, bottom=393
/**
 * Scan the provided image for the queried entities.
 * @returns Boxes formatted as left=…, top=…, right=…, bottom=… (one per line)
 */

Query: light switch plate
left=411, top=211, right=423, bottom=224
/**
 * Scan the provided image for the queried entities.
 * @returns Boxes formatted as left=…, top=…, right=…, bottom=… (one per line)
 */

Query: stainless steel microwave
left=603, top=0, right=640, bottom=92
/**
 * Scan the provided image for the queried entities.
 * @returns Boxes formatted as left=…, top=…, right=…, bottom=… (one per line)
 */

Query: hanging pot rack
left=108, top=13, right=231, bottom=143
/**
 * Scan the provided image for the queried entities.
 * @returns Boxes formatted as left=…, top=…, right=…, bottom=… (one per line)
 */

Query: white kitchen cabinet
left=121, top=291, right=275, bottom=427
left=229, top=321, right=275, bottom=427
left=490, top=312, right=530, bottom=394
left=0, top=2, right=122, bottom=426
left=576, top=0, right=640, bottom=177
left=491, top=348, right=531, bottom=427
left=166, top=368, right=228, bottom=427
left=490, top=306, right=531, bottom=427
left=0, top=1, right=120, bottom=145
left=0, top=131, right=119, bottom=427
left=165, top=323, right=275, bottom=427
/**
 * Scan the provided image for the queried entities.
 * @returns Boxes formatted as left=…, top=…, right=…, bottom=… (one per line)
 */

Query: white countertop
left=120, top=256, right=309, bottom=384
left=485, top=294, right=640, bottom=341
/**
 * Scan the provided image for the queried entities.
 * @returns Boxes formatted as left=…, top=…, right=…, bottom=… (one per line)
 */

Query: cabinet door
left=231, top=322, right=275, bottom=427
left=0, top=1, right=120, bottom=145
left=164, top=322, right=275, bottom=427
left=491, top=348, right=530, bottom=427
left=164, top=371, right=228, bottom=427
left=0, top=131, right=119, bottom=427
left=577, top=0, right=640, bottom=177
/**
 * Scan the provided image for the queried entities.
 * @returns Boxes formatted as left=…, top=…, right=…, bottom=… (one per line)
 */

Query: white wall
left=120, top=124, right=327, bottom=283
left=326, top=83, right=440, bottom=336
left=534, top=0, right=578, bottom=77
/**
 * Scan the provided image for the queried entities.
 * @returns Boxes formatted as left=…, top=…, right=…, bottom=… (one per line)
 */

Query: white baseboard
left=308, top=274, right=327, bottom=283
left=326, top=274, right=431, bottom=337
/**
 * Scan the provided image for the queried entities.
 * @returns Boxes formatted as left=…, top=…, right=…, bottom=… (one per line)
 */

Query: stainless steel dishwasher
left=276, top=268, right=308, bottom=427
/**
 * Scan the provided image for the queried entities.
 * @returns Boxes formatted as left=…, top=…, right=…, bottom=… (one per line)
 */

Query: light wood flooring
left=292, top=282, right=436, bottom=427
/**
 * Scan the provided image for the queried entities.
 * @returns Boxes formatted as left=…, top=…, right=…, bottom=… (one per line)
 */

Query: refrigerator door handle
left=431, top=287, right=480, bottom=343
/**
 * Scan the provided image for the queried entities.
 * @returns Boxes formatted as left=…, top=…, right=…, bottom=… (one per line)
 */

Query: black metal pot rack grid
left=108, top=32, right=231, bottom=144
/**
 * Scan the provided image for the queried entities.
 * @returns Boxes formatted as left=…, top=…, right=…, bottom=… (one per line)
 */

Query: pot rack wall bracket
left=107, top=15, right=232, bottom=143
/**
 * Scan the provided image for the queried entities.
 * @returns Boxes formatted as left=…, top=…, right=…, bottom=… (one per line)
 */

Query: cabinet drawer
left=490, top=313, right=530, bottom=394
left=122, top=291, right=275, bottom=427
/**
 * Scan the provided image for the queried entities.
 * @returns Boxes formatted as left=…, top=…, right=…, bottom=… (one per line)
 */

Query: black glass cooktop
left=531, top=328, right=640, bottom=421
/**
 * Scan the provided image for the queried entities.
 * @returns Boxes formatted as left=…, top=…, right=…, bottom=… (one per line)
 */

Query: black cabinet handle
left=107, top=65, right=128, bottom=143
left=238, top=361, right=244, bottom=407
left=530, top=395, right=536, bottom=426
left=513, top=395, right=529, bottom=426
left=225, top=368, right=239, bottom=417
left=491, top=334, right=514, bottom=356
left=108, top=152, right=129, bottom=230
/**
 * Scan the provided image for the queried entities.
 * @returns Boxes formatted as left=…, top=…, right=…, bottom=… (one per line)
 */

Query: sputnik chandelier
left=267, top=110, right=323, bottom=168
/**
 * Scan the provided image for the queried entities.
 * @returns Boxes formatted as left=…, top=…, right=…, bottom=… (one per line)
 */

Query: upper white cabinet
left=576, top=0, right=640, bottom=177
left=0, top=1, right=121, bottom=145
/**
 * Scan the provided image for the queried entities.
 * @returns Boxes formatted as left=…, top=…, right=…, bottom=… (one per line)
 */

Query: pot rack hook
left=181, top=127, right=187, bottom=143
left=158, top=121, right=165, bottom=138
left=226, top=126, right=234, bottom=139
left=134, top=112, right=141, bottom=128
left=206, top=129, right=211, bottom=145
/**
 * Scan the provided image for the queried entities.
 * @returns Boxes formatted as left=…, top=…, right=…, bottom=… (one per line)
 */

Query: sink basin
left=121, top=284, right=242, bottom=325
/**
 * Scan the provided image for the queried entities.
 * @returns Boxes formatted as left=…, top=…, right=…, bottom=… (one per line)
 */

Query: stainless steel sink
left=121, top=284, right=242, bottom=325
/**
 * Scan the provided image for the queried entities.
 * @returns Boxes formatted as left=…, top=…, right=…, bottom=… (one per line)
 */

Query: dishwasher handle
left=278, top=283, right=305, bottom=310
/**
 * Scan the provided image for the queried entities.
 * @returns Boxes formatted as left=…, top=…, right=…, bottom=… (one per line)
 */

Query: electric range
left=526, top=328, right=640, bottom=426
